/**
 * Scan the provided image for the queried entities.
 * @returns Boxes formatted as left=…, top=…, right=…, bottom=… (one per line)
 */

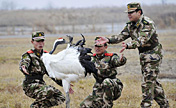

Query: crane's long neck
left=49, top=45, right=57, bottom=54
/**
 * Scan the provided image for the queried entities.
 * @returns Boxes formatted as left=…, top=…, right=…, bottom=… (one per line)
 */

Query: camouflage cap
left=94, top=36, right=104, bottom=47
left=32, top=31, right=45, bottom=41
left=125, top=2, right=142, bottom=12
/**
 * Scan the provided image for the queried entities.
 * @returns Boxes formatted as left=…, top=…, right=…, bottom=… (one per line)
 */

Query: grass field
left=0, top=32, right=175, bottom=108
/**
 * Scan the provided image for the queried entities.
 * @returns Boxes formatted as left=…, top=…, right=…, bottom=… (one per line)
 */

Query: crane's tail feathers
left=79, top=59, right=97, bottom=77
left=66, top=35, right=73, bottom=44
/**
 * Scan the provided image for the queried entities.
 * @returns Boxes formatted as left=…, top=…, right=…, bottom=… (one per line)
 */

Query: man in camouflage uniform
left=80, top=37, right=127, bottom=108
left=97, top=2, right=169, bottom=108
left=19, top=31, right=66, bottom=108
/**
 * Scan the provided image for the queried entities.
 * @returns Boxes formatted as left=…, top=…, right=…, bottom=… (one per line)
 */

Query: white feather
left=41, top=47, right=85, bottom=93
left=41, top=37, right=88, bottom=108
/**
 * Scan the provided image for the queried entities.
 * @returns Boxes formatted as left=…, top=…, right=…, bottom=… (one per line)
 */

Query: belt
left=96, top=75, right=116, bottom=84
left=25, top=75, right=43, bottom=80
left=138, top=42, right=158, bottom=53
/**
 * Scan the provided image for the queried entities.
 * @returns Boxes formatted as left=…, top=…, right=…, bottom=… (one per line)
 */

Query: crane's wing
left=49, top=48, right=85, bottom=75
left=41, top=48, right=85, bottom=80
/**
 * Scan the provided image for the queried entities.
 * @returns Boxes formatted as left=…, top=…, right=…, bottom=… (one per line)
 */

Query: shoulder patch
left=44, top=50, right=48, bottom=53
left=143, top=16, right=154, bottom=24
left=104, top=53, right=114, bottom=56
left=22, top=53, right=29, bottom=59
left=93, top=53, right=96, bottom=56
left=27, top=50, right=34, bottom=54
left=142, top=20, right=149, bottom=25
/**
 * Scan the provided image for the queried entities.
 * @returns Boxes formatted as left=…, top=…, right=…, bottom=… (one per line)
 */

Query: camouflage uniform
left=80, top=51, right=126, bottom=108
left=19, top=31, right=65, bottom=108
left=107, top=2, right=169, bottom=108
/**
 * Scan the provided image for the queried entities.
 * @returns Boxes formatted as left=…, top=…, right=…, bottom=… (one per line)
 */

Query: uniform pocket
left=113, top=79, right=123, bottom=100
left=140, top=53, right=161, bottom=66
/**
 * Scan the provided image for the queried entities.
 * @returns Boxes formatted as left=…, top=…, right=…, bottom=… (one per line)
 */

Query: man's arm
left=98, top=25, right=130, bottom=45
left=110, top=54, right=127, bottom=67
left=51, top=78, right=63, bottom=86
left=49, top=75, right=74, bottom=94
left=44, top=71, right=63, bottom=86
left=19, top=53, right=31, bottom=75
left=108, top=31, right=130, bottom=44
left=126, top=23, right=156, bottom=49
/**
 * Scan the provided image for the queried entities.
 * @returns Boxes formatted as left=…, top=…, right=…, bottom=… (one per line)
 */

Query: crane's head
left=49, top=38, right=66, bottom=54
left=54, top=38, right=66, bottom=46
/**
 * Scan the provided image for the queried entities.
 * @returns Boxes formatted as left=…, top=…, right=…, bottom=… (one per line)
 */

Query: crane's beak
left=55, top=38, right=66, bottom=46
left=49, top=38, right=66, bottom=54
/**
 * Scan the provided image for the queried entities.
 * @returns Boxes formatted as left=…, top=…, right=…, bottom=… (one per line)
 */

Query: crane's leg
left=66, top=92, right=70, bottom=108
left=62, top=80, right=70, bottom=108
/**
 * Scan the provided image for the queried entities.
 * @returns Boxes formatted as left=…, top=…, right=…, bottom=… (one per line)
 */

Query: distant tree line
left=0, top=1, right=17, bottom=10
left=0, top=2, right=176, bottom=34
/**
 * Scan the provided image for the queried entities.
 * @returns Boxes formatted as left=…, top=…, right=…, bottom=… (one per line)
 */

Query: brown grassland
left=0, top=32, right=176, bottom=108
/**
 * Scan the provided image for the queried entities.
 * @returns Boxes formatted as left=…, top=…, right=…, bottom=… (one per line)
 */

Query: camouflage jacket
left=108, top=15, right=160, bottom=53
left=19, top=48, right=62, bottom=86
left=92, top=51, right=126, bottom=83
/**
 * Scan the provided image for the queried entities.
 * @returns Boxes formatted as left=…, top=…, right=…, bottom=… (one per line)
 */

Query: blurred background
left=0, top=0, right=176, bottom=37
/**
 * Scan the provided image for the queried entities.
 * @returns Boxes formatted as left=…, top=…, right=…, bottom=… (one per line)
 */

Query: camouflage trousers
left=23, top=79, right=65, bottom=108
left=80, top=78, right=123, bottom=108
left=140, top=46, right=169, bottom=108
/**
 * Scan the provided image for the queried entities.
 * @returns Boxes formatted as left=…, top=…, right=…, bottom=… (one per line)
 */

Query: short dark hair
left=104, top=43, right=107, bottom=46
left=135, top=9, right=143, bottom=15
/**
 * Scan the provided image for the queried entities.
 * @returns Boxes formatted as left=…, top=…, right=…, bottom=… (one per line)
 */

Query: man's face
left=128, top=10, right=141, bottom=22
left=94, top=45, right=107, bottom=55
left=31, top=40, right=45, bottom=51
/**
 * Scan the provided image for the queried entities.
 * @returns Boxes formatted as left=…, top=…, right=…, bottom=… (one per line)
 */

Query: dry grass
left=0, top=32, right=175, bottom=108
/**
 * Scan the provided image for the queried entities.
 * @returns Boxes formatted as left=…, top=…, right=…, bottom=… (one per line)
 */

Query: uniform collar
left=32, top=48, right=44, bottom=57
left=95, top=51, right=108, bottom=59
left=128, top=14, right=144, bottom=28
left=135, top=14, right=144, bottom=28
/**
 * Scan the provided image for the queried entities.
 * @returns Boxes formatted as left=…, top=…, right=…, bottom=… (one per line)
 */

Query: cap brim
left=124, top=10, right=136, bottom=13
left=33, top=37, right=45, bottom=41
left=95, top=44, right=104, bottom=47
left=35, top=39, right=45, bottom=42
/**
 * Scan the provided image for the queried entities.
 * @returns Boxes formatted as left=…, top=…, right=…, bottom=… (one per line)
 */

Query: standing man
left=97, top=2, right=169, bottom=108
left=19, top=31, right=68, bottom=108
left=80, top=37, right=127, bottom=108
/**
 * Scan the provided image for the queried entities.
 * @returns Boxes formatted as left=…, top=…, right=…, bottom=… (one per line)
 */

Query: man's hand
left=96, top=37, right=109, bottom=45
left=120, top=54, right=124, bottom=62
left=69, top=84, right=74, bottom=94
left=21, top=65, right=29, bottom=75
left=120, top=42, right=127, bottom=53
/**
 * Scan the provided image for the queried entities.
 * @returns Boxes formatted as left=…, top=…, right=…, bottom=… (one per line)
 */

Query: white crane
left=41, top=35, right=97, bottom=108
